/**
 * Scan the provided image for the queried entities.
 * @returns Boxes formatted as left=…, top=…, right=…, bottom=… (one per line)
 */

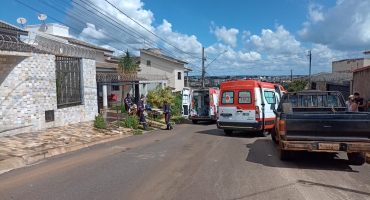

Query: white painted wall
left=139, top=51, right=185, bottom=92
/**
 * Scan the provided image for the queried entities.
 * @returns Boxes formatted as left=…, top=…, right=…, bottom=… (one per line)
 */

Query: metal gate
left=327, top=84, right=350, bottom=99
left=55, top=56, right=82, bottom=108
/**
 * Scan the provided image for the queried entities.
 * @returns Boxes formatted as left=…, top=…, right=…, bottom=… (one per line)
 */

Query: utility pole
left=308, top=50, right=312, bottom=89
left=290, top=69, right=293, bottom=82
left=201, top=47, right=205, bottom=88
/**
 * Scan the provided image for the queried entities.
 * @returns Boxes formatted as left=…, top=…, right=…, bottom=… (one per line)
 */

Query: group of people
left=345, top=92, right=370, bottom=112
left=123, top=93, right=173, bottom=131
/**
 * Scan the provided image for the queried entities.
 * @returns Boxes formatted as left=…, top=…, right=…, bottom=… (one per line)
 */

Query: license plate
left=222, top=115, right=231, bottom=119
left=318, top=143, right=340, bottom=150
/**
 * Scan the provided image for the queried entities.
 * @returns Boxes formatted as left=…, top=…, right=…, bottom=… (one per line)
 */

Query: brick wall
left=0, top=51, right=97, bottom=136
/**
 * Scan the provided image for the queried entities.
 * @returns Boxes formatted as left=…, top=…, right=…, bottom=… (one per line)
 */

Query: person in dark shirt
left=124, top=93, right=133, bottom=112
left=163, top=100, right=173, bottom=130
left=137, top=94, right=148, bottom=130
left=354, top=92, right=365, bottom=112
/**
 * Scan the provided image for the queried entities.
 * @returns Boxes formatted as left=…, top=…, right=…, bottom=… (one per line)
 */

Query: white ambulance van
left=216, top=79, right=285, bottom=136
left=182, top=87, right=220, bottom=124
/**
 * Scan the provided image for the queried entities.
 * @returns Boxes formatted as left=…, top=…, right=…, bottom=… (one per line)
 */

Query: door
left=235, top=90, right=256, bottom=126
left=218, top=91, right=236, bottom=126
left=182, top=88, right=190, bottom=118
left=262, top=89, right=277, bottom=127
left=208, top=88, right=219, bottom=118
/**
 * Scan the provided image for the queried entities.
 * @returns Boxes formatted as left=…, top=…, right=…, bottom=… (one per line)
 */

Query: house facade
left=138, top=48, right=188, bottom=93
left=352, top=66, right=370, bottom=102
left=0, top=20, right=98, bottom=136
left=332, top=58, right=370, bottom=79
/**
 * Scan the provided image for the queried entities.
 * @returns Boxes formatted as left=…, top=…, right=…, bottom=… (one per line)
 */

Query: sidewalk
left=0, top=121, right=147, bottom=175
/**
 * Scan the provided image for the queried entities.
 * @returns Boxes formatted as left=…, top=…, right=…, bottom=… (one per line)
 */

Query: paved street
left=0, top=121, right=370, bottom=200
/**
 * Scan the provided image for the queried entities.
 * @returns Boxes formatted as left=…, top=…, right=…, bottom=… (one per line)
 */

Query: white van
left=217, top=79, right=285, bottom=136
left=182, top=87, right=220, bottom=124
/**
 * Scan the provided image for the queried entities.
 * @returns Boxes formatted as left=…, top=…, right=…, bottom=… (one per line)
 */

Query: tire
left=260, top=130, right=270, bottom=137
left=278, top=140, right=290, bottom=161
left=347, top=152, right=366, bottom=165
left=192, top=120, right=198, bottom=124
left=224, top=129, right=233, bottom=135
left=271, top=128, right=279, bottom=144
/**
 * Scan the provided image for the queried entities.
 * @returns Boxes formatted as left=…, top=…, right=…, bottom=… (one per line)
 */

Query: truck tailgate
left=284, top=112, right=370, bottom=142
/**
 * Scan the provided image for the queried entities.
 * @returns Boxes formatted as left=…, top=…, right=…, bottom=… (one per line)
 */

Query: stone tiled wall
left=0, top=51, right=97, bottom=136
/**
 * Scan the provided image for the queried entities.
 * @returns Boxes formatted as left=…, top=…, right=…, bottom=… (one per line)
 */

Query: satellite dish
left=38, top=14, right=47, bottom=21
left=16, top=17, right=27, bottom=25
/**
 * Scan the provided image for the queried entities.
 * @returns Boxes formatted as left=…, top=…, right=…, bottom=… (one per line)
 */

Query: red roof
left=351, top=65, right=370, bottom=73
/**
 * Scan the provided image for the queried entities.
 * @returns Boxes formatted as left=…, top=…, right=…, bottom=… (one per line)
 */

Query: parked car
left=272, top=90, right=370, bottom=165
left=216, top=79, right=285, bottom=136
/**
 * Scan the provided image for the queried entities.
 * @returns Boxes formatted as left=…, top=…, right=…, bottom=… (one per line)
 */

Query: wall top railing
left=0, top=33, right=96, bottom=59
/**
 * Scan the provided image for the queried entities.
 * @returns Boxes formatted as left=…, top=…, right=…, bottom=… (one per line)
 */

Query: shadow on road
left=245, top=139, right=359, bottom=172
left=195, top=129, right=261, bottom=139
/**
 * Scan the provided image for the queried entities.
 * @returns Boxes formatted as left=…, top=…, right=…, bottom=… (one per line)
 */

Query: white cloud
left=307, top=4, right=324, bottom=24
left=246, top=24, right=303, bottom=54
left=156, top=19, right=202, bottom=55
left=242, top=30, right=251, bottom=40
left=298, top=0, right=370, bottom=51
left=210, top=25, right=239, bottom=47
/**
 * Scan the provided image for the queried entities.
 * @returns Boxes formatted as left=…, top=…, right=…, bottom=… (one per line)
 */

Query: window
left=111, top=85, right=119, bottom=91
left=55, top=56, right=83, bottom=108
left=178, top=72, right=181, bottom=80
left=147, top=60, right=151, bottom=66
left=264, top=91, right=275, bottom=104
left=183, top=95, right=189, bottom=104
left=238, top=91, right=251, bottom=104
left=222, top=91, right=234, bottom=104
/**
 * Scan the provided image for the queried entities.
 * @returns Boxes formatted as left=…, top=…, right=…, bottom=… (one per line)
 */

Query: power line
left=103, top=0, right=203, bottom=60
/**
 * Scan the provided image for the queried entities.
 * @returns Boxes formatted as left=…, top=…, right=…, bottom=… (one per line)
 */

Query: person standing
left=354, top=92, right=365, bottom=112
left=137, top=94, right=148, bottom=130
left=163, top=100, right=173, bottom=130
left=124, top=93, right=133, bottom=112
left=348, top=95, right=359, bottom=112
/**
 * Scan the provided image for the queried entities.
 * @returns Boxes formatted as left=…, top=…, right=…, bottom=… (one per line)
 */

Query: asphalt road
left=1, top=121, right=370, bottom=200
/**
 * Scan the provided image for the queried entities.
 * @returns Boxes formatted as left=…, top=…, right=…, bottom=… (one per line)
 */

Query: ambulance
left=182, top=87, right=220, bottom=124
left=216, top=79, right=285, bottom=136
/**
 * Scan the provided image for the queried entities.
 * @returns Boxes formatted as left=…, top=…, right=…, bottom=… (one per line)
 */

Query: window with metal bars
left=55, top=56, right=83, bottom=108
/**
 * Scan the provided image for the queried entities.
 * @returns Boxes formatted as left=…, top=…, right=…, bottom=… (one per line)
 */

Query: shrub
left=146, top=85, right=175, bottom=108
left=123, top=115, right=139, bottom=129
left=94, top=114, right=107, bottom=129
left=171, top=94, right=182, bottom=116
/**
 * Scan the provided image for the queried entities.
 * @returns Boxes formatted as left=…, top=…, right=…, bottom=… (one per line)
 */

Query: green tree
left=146, top=85, right=175, bottom=109
left=118, top=50, right=138, bottom=104
left=287, top=79, right=308, bottom=92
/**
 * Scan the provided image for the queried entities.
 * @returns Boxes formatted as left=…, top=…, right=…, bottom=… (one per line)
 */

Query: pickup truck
left=272, top=91, right=370, bottom=165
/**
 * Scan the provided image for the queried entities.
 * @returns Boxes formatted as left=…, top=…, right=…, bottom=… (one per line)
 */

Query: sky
left=1, top=0, right=370, bottom=76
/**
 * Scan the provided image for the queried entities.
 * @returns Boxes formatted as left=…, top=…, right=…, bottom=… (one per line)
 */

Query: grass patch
left=170, top=117, right=185, bottom=123
left=134, top=130, right=143, bottom=135
left=138, top=125, right=155, bottom=131
left=111, top=105, right=126, bottom=113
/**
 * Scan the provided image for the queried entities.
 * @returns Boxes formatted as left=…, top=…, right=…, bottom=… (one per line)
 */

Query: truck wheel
left=260, top=130, right=270, bottom=137
left=271, top=128, right=278, bottom=144
left=278, top=141, right=290, bottom=161
left=224, top=129, right=233, bottom=135
left=347, top=152, right=366, bottom=165
left=192, top=120, right=198, bottom=124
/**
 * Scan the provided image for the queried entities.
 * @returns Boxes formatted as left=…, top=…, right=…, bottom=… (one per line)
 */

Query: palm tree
left=118, top=50, right=138, bottom=105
